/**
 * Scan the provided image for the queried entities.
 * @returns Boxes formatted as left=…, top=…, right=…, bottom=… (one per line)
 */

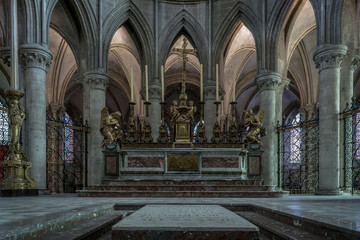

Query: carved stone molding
left=0, top=47, right=10, bottom=66
left=20, top=45, right=53, bottom=70
left=300, top=103, right=319, bottom=120
left=350, top=56, right=360, bottom=71
left=313, top=45, right=347, bottom=71
left=85, top=71, right=109, bottom=91
left=148, top=85, right=162, bottom=100
left=278, top=78, right=290, bottom=94
left=255, top=72, right=281, bottom=91
left=48, top=103, right=66, bottom=119
left=204, top=86, right=216, bottom=99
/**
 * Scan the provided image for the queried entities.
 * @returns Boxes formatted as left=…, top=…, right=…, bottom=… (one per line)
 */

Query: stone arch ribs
left=159, top=9, right=207, bottom=72
left=213, top=2, right=261, bottom=89
left=102, top=2, right=154, bottom=80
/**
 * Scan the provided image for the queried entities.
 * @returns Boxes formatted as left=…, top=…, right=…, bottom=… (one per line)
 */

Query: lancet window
left=62, top=112, right=74, bottom=163
left=290, top=113, right=301, bottom=163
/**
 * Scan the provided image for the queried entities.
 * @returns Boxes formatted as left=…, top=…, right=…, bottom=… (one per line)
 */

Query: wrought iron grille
left=46, top=112, right=89, bottom=193
left=277, top=114, right=319, bottom=194
left=342, top=100, right=360, bottom=194
left=0, top=100, right=10, bottom=181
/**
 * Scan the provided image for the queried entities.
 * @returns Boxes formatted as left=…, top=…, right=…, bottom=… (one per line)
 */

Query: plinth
left=112, top=205, right=259, bottom=240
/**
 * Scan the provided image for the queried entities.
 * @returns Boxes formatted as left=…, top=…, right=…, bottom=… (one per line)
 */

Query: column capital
left=313, top=44, right=347, bottom=71
left=20, top=44, right=52, bottom=70
left=255, top=72, right=282, bottom=91
left=0, top=47, right=10, bottom=66
left=148, top=84, right=162, bottom=100
left=350, top=55, right=360, bottom=71
left=204, top=85, right=216, bottom=100
left=84, top=71, right=109, bottom=91
left=278, top=78, right=290, bottom=93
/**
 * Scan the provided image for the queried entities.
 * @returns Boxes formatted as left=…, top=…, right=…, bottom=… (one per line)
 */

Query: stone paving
left=0, top=194, right=360, bottom=236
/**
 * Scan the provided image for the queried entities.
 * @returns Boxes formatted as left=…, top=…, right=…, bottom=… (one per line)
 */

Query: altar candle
left=200, top=64, right=203, bottom=102
left=11, top=0, right=18, bottom=90
left=145, top=65, right=149, bottom=102
left=233, top=67, right=236, bottom=102
left=130, top=67, right=134, bottom=102
left=161, top=65, right=164, bottom=102
left=216, top=64, right=219, bottom=101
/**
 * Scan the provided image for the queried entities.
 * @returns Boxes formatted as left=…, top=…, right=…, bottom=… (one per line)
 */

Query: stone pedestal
left=314, top=45, right=347, bottom=195
left=103, top=144, right=120, bottom=179
left=112, top=205, right=259, bottom=240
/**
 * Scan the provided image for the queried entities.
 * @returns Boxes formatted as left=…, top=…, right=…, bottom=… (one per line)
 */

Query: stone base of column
left=315, top=189, right=343, bottom=195
left=0, top=189, right=39, bottom=197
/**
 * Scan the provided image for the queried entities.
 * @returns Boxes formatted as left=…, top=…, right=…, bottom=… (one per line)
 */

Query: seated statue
left=100, top=107, right=123, bottom=147
left=243, top=108, right=266, bottom=145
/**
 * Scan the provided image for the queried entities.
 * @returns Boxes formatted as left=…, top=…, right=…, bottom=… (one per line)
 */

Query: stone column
left=203, top=85, right=216, bottom=142
left=21, top=45, right=52, bottom=191
left=340, top=53, right=360, bottom=191
left=275, top=78, right=290, bottom=188
left=255, top=72, right=281, bottom=185
left=84, top=71, right=108, bottom=185
left=313, top=44, right=347, bottom=195
left=148, top=84, right=161, bottom=142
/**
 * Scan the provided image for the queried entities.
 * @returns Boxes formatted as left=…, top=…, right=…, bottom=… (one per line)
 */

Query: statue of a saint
left=243, top=108, right=266, bottom=145
left=7, top=94, right=25, bottom=153
left=100, top=107, right=123, bottom=147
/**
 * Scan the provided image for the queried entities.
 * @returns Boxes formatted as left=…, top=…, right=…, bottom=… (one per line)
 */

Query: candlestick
left=216, top=64, right=219, bottom=101
left=143, top=101, right=153, bottom=143
left=200, top=64, right=203, bottom=102
left=161, top=65, right=164, bottom=102
left=11, top=0, right=18, bottom=90
left=233, top=67, right=236, bottom=102
left=145, top=65, right=149, bottom=102
left=130, top=67, right=134, bottom=102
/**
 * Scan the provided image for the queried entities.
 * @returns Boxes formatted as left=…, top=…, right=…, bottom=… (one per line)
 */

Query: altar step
left=77, top=179, right=289, bottom=198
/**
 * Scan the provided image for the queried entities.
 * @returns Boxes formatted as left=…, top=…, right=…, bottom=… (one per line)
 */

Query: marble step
left=102, top=179, right=263, bottom=186
left=39, top=212, right=127, bottom=240
left=236, top=211, right=324, bottom=240
left=86, top=185, right=274, bottom=192
left=77, top=190, right=288, bottom=198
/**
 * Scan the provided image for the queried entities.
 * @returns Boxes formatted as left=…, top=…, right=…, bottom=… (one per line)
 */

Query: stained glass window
left=290, top=113, right=301, bottom=163
left=63, top=112, right=74, bottom=163
left=0, top=101, right=10, bottom=145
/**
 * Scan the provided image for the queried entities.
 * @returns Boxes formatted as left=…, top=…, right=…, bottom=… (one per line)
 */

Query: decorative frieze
left=255, top=72, right=281, bottom=91
left=21, top=45, right=52, bottom=70
left=313, top=45, right=347, bottom=71
left=85, top=72, right=109, bottom=91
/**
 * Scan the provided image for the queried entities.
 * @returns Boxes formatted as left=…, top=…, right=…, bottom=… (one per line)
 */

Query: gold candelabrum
left=142, top=101, right=153, bottom=143
left=125, top=102, right=138, bottom=143
left=195, top=101, right=207, bottom=143
left=211, top=101, right=223, bottom=143
left=0, top=90, right=36, bottom=191
left=228, top=101, right=238, bottom=143
left=158, top=102, right=168, bottom=143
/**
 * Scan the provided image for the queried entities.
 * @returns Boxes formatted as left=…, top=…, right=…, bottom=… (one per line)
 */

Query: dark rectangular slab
left=112, top=205, right=259, bottom=240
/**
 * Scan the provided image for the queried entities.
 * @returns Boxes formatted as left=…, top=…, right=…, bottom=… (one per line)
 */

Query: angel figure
left=186, top=101, right=197, bottom=122
left=243, top=108, right=266, bottom=145
left=100, top=107, right=123, bottom=147
left=170, top=100, right=180, bottom=122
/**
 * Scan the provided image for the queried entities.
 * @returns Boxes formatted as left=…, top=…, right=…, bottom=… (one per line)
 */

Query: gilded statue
left=100, top=107, right=123, bottom=147
left=243, top=108, right=266, bottom=145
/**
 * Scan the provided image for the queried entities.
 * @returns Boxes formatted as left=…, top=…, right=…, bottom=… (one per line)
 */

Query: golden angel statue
left=243, top=108, right=266, bottom=145
left=100, top=107, right=123, bottom=147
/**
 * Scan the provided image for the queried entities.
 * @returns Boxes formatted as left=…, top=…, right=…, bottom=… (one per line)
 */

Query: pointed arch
left=159, top=9, right=208, bottom=69
left=213, top=2, right=261, bottom=73
left=102, top=2, right=154, bottom=79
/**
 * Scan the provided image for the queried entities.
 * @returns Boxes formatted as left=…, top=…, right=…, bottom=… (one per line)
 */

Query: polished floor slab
left=0, top=194, right=359, bottom=238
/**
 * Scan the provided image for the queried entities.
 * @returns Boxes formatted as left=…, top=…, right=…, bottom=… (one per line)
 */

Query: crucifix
left=172, top=38, right=197, bottom=94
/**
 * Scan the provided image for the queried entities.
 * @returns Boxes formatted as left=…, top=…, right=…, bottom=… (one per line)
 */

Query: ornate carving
left=0, top=47, right=10, bottom=66
left=243, top=108, right=266, bottom=145
left=313, top=45, right=347, bottom=71
left=350, top=56, right=360, bottom=71
left=21, top=46, right=52, bottom=70
left=148, top=86, right=162, bottom=99
left=255, top=72, right=281, bottom=91
left=204, top=86, right=216, bottom=98
left=100, top=107, right=123, bottom=147
left=85, top=72, right=109, bottom=91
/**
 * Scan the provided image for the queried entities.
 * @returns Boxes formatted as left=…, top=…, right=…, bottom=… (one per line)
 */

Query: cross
left=172, top=38, right=197, bottom=94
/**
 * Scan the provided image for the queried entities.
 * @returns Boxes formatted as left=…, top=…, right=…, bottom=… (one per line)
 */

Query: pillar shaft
left=84, top=71, right=108, bottom=185
left=148, top=85, right=161, bottom=142
left=21, top=45, right=52, bottom=190
left=314, top=44, right=347, bottom=195
left=204, top=85, right=216, bottom=142
left=256, top=72, right=281, bottom=185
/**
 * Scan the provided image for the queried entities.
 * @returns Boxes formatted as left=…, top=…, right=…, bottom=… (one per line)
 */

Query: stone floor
left=1, top=194, right=360, bottom=238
